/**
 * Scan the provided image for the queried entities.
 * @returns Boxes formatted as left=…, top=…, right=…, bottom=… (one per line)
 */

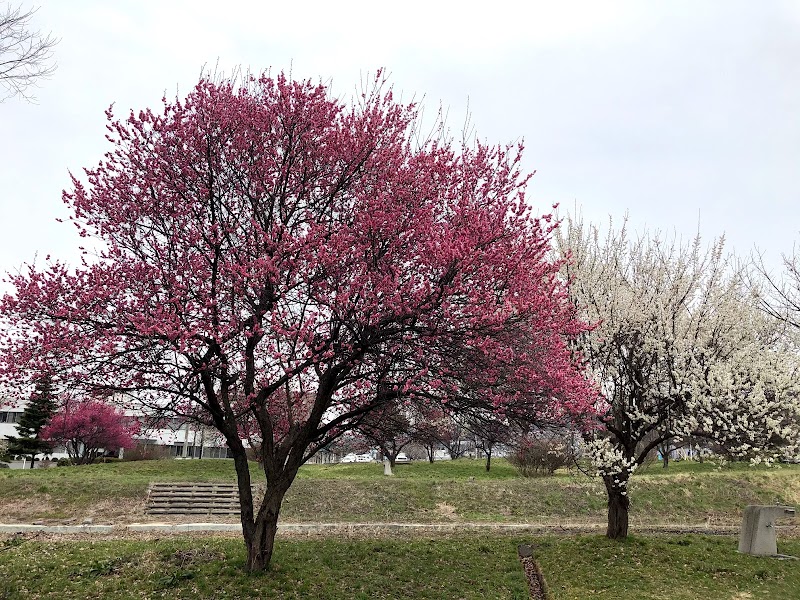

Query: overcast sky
left=1, top=0, right=798, bottom=282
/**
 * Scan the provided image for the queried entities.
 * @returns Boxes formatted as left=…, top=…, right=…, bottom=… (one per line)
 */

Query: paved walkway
left=0, top=521, right=745, bottom=536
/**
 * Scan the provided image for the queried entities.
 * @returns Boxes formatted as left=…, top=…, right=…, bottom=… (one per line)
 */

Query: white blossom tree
left=556, top=214, right=800, bottom=539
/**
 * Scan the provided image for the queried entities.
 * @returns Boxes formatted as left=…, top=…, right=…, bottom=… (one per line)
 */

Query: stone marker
left=738, top=505, right=796, bottom=557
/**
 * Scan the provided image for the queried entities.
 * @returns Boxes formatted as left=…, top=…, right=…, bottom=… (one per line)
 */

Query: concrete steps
left=145, top=482, right=242, bottom=516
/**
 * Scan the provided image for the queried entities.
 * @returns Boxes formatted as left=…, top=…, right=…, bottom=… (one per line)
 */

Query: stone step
left=146, top=509, right=241, bottom=515
left=148, top=491, right=237, bottom=496
left=145, top=482, right=247, bottom=516
left=148, top=482, right=241, bottom=486
left=150, top=500, right=239, bottom=508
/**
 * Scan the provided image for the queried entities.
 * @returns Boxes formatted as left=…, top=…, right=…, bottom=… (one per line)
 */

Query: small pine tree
left=7, top=374, right=57, bottom=468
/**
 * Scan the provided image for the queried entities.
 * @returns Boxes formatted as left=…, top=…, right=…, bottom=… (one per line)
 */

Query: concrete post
left=738, top=505, right=796, bottom=556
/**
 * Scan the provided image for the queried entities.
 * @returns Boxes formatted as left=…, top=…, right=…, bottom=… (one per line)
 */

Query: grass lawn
left=0, top=534, right=798, bottom=599
left=1, top=459, right=798, bottom=527
left=538, top=534, right=800, bottom=599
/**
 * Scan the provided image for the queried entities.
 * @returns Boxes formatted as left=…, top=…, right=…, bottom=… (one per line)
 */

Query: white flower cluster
left=687, top=342, right=800, bottom=464
left=584, top=437, right=637, bottom=492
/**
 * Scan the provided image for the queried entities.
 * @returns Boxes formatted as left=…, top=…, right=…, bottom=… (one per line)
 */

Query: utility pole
left=182, top=421, right=190, bottom=458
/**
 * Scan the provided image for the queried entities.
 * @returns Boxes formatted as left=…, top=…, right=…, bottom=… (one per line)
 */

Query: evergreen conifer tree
left=7, top=374, right=57, bottom=468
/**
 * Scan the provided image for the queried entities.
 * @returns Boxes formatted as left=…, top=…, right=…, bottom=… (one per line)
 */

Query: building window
left=0, top=412, right=20, bottom=424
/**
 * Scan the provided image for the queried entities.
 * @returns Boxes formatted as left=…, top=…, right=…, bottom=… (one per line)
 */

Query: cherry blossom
left=1, top=72, right=594, bottom=570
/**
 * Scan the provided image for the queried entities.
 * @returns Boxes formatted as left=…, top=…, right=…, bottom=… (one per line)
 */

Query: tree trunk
left=383, top=457, right=393, bottom=476
left=245, top=485, right=287, bottom=572
left=658, top=444, right=669, bottom=469
left=230, top=445, right=293, bottom=572
left=604, top=475, right=630, bottom=539
left=485, top=449, right=492, bottom=472
left=29, top=454, right=35, bottom=469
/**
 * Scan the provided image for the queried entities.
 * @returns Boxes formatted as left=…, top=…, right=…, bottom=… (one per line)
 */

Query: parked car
left=340, top=453, right=358, bottom=463
left=355, top=453, right=373, bottom=463
left=394, top=452, right=410, bottom=464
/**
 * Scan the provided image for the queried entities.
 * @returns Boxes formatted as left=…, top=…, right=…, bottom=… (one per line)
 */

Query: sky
left=1, top=0, right=799, bottom=283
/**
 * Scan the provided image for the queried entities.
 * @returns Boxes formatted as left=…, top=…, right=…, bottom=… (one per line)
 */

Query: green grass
left=0, top=459, right=254, bottom=520
left=1, top=458, right=798, bottom=526
left=296, top=458, right=520, bottom=480
left=1, top=534, right=798, bottom=599
left=0, top=535, right=530, bottom=599
left=537, top=535, right=800, bottom=599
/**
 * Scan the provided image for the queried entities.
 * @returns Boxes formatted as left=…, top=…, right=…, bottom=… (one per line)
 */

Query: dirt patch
left=435, top=502, right=460, bottom=520
left=170, top=546, right=227, bottom=568
left=83, top=498, right=145, bottom=523
left=0, top=498, right=59, bottom=522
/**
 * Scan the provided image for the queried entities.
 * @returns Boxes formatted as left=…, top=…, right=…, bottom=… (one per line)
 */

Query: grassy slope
left=1, top=459, right=798, bottom=526
left=1, top=534, right=798, bottom=599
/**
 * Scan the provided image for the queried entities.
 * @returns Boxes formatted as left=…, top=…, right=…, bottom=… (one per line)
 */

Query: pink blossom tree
left=0, top=72, right=596, bottom=571
left=40, top=401, right=138, bottom=464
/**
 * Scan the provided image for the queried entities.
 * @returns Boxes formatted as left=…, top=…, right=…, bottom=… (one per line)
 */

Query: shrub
left=56, top=457, right=73, bottom=467
left=509, top=436, right=573, bottom=477
left=0, top=439, right=11, bottom=463
left=123, top=443, right=172, bottom=461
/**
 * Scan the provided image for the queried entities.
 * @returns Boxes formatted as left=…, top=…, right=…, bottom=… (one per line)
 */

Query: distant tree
left=437, top=414, right=469, bottom=460
left=40, top=401, right=138, bottom=464
left=6, top=373, right=56, bottom=467
left=508, top=429, right=575, bottom=477
left=466, top=412, right=513, bottom=472
left=410, top=406, right=451, bottom=463
left=355, top=394, right=414, bottom=475
left=751, top=245, right=800, bottom=333
left=0, top=3, right=57, bottom=101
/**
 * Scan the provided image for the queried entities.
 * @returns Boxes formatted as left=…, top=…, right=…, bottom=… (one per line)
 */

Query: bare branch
left=0, top=3, right=58, bottom=102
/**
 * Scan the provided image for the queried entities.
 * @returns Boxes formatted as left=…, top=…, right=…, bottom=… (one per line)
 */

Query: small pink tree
left=41, top=401, right=138, bottom=464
